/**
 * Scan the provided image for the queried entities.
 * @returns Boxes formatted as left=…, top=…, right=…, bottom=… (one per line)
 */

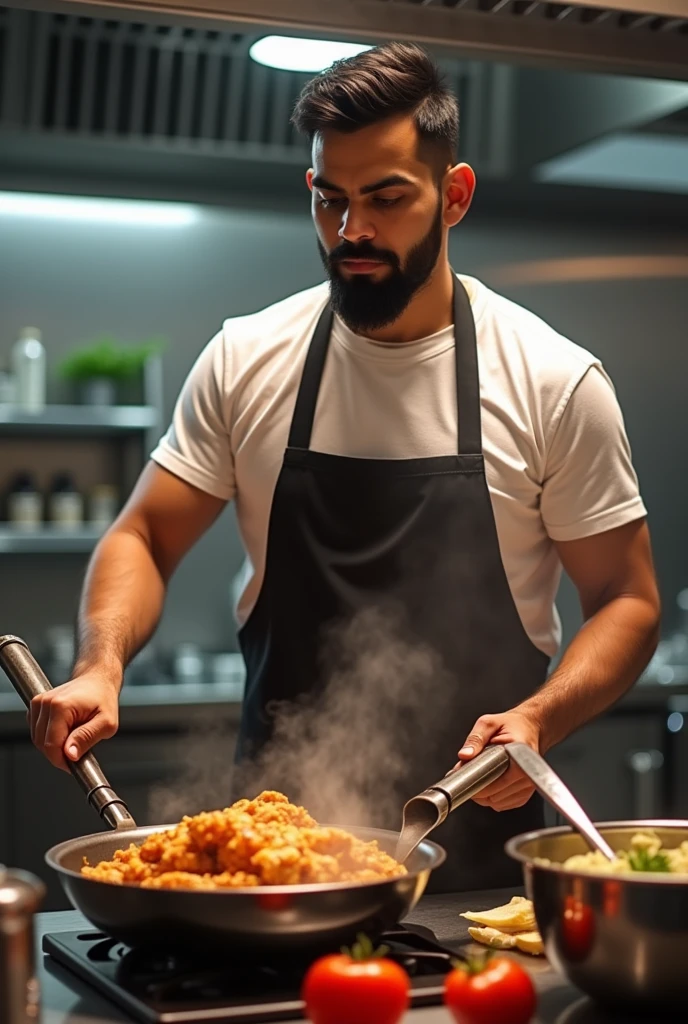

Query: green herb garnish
left=627, top=848, right=671, bottom=873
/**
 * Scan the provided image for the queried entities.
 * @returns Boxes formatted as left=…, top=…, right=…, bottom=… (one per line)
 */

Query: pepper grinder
left=0, top=866, right=45, bottom=1023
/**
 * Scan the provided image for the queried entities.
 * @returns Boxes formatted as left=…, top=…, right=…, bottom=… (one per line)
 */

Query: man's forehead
left=312, top=122, right=430, bottom=188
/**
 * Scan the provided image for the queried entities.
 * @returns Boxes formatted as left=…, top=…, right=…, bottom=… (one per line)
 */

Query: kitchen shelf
left=0, top=526, right=104, bottom=554
left=0, top=404, right=158, bottom=436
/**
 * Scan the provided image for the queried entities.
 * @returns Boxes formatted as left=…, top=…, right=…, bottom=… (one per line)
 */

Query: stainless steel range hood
left=7, top=0, right=687, bottom=82
left=1, top=1, right=686, bottom=205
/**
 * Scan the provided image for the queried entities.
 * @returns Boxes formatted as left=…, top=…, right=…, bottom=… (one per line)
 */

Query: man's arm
left=29, top=463, right=226, bottom=770
left=457, top=518, right=661, bottom=811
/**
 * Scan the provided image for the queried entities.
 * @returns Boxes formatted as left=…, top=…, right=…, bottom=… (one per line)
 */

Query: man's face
left=309, top=115, right=449, bottom=334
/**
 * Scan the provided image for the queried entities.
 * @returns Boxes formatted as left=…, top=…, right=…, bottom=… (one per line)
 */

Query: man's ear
left=444, top=164, right=476, bottom=227
left=306, top=168, right=314, bottom=192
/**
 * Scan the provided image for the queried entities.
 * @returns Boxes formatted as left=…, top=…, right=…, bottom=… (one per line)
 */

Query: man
left=29, top=43, right=660, bottom=891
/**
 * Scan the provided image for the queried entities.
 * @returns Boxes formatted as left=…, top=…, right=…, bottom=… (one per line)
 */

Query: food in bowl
left=461, top=896, right=544, bottom=956
left=537, top=829, right=688, bottom=875
left=81, top=790, right=406, bottom=889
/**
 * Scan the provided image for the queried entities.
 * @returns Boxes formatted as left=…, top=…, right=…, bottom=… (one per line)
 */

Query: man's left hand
left=454, top=710, right=542, bottom=811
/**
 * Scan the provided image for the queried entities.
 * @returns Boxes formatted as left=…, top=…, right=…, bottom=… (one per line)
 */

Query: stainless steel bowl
left=506, top=820, right=688, bottom=1009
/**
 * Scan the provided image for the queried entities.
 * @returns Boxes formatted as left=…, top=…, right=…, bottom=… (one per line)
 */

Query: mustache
left=328, top=241, right=400, bottom=270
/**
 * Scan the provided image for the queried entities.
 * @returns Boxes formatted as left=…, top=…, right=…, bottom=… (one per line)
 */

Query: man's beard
left=317, top=202, right=444, bottom=334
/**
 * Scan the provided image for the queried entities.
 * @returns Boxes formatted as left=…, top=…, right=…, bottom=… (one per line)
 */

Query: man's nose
left=338, top=205, right=375, bottom=244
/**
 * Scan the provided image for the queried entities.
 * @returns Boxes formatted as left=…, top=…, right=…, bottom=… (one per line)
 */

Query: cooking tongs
left=0, top=634, right=136, bottom=832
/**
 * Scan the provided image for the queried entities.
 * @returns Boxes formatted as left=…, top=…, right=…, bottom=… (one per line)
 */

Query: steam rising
left=236, top=604, right=454, bottom=829
left=148, top=712, right=238, bottom=824
left=148, top=606, right=454, bottom=829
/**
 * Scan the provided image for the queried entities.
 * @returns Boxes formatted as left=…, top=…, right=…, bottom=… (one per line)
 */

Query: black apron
left=235, top=276, right=550, bottom=892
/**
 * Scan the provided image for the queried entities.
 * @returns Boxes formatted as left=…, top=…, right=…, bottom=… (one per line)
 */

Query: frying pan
left=0, top=635, right=453, bottom=953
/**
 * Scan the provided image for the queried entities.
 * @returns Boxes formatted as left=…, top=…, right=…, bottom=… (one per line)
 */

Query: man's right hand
left=28, top=673, right=120, bottom=771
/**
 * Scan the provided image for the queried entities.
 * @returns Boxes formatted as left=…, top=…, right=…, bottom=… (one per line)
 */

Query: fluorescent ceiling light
left=535, top=134, right=688, bottom=195
left=0, top=192, right=198, bottom=226
left=249, top=36, right=372, bottom=73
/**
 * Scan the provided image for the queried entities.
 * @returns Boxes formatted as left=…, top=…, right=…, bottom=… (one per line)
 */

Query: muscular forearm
left=73, top=527, right=167, bottom=687
left=518, top=594, right=660, bottom=753
left=459, top=522, right=661, bottom=811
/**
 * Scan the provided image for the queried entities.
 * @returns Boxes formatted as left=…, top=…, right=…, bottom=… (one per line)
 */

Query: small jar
left=6, top=473, right=43, bottom=531
left=88, top=484, right=118, bottom=531
left=48, top=473, right=83, bottom=530
left=0, top=866, right=46, bottom=1024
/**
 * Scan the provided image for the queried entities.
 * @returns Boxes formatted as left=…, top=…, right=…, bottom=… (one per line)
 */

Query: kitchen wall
left=1, top=193, right=686, bottom=663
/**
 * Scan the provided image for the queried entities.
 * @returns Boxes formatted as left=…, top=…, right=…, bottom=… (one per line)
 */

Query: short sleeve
left=541, top=364, right=646, bottom=542
left=150, top=329, right=235, bottom=501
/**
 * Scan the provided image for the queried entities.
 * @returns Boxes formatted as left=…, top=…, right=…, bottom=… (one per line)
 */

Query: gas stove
left=43, top=926, right=461, bottom=1022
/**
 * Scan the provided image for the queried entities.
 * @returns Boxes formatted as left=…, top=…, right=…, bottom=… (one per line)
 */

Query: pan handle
left=0, top=635, right=137, bottom=832
left=395, top=746, right=511, bottom=862
left=435, top=745, right=511, bottom=811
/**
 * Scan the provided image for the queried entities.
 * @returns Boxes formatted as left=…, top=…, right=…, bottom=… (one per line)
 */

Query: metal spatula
left=505, top=742, right=615, bottom=861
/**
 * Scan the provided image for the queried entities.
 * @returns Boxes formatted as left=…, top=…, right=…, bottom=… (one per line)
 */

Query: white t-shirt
left=151, top=275, right=646, bottom=657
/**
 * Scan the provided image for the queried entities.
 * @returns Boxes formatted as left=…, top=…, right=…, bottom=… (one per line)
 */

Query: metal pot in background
left=0, top=867, right=45, bottom=1024
left=171, top=642, right=205, bottom=686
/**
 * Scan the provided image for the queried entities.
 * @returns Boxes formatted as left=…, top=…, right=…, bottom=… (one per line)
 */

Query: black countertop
left=37, top=890, right=675, bottom=1024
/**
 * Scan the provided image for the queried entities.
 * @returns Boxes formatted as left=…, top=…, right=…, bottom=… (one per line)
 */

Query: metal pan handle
left=0, top=635, right=136, bottom=831
left=434, top=745, right=511, bottom=812
left=396, top=746, right=511, bottom=862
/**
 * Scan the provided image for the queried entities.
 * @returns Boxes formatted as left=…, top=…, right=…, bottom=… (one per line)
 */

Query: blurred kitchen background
left=1, top=0, right=687, bottom=906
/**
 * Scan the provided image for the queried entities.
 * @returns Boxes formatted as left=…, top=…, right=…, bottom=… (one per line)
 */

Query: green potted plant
left=58, top=335, right=164, bottom=405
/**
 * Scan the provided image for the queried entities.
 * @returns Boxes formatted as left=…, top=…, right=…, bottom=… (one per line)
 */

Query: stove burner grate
left=44, top=925, right=461, bottom=1023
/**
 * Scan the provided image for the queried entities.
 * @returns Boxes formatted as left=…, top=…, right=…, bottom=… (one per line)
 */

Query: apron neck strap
left=288, top=301, right=334, bottom=450
left=288, top=274, right=482, bottom=455
left=453, top=274, right=482, bottom=456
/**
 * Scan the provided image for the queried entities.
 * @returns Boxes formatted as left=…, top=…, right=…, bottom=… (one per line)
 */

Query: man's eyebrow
left=311, top=173, right=415, bottom=194
left=311, top=175, right=343, bottom=192
left=360, top=174, right=414, bottom=195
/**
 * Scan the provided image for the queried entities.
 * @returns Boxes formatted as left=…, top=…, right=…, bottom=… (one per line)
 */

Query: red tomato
left=301, top=935, right=409, bottom=1024
left=444, top=954, right=536, bottom=1024
left=561, top=895, right=595, bottom=961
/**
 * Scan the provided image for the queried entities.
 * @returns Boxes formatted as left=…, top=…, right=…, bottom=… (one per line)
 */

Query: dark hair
left=291, top=42, right=458, bottom=165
